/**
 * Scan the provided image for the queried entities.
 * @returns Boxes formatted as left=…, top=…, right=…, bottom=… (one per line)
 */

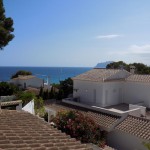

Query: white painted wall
left=129, top=104, right=146, bottom=117
left=16, top=103, right=22, bottom=110
left=102, top=82, right=123, bottom=107
left=22, top=100, right=35, bottom=115
left=123, top=82, right=150, bottom=108
left=107, top=130, right=147, bottom=150
left=73, top=80, right=103, bottom=106
left=73, top=73, right=150, bottom=108
left=73, top=80, right=124, bottom=107
left=10, top=77, right=43, bottom=89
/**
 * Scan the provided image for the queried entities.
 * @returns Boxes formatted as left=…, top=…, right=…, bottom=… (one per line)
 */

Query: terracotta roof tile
left=72, top=69, right=121, bottom=82
left=115, top=115, right=150, bottom=140
left=0, top=110, right=92, bottom=150
left=126, top=74, right=150, bottom=82
left=87, top=111, right=120, bottom=129
left=12, top=75, right=35, bottom=80
left=45, top=103, right=120, bottom=129
left=1, top=100, right=22, bottom=107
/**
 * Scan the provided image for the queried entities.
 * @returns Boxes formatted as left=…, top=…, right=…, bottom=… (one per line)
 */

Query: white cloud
left=96, top=34, right=122, bottom=39
left=108, top=44, right=150, bottom=56
left=129, top=44, right=150, bottom=54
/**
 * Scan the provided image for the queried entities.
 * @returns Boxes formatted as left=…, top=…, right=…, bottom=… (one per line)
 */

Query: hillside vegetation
left=106, top=61, right=150, bottom=74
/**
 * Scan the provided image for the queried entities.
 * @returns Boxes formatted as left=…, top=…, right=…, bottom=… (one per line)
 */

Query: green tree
left=11, top=70, right=32, bottom=79
left=0, top=0, right=14, bottom=49
left=59, top=78, right=73, bottom=99
left=106, top=61, right=129, bottom=70
left=107, top=61, right=150, bottom=74
left=0, top=82, right=18, bottom=96
left=39, top=86, right=43, bottom=98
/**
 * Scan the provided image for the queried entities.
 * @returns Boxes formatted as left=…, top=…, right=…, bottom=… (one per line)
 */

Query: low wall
left=129, top=104, right=146, bottom=117
left=0, top=95, right=16, bottom=102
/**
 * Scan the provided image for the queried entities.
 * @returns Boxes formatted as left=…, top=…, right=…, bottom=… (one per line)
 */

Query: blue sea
left=0, top=67, right=92, bottom=84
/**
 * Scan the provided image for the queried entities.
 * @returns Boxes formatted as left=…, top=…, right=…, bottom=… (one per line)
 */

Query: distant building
left=9, top=75, right=43, bottom=89
left=72, top=68, right=150, bottom=108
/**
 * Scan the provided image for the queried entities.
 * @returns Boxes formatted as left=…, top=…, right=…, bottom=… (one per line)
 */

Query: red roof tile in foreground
left=0, top=110, right=92, bottom=150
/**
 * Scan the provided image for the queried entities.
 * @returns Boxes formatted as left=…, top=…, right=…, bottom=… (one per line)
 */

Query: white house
left=72, top=68, right=150, bottom=108
left=9, top=75, right=43, bottom=89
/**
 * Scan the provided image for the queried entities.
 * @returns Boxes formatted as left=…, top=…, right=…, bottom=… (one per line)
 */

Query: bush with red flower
left=52, top=110, right=107, bottom=148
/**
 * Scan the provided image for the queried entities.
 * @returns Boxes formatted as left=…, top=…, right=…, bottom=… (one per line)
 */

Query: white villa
left=9, top=75, right=43, bottom=89
left=72, top=67, right=150, bottom=108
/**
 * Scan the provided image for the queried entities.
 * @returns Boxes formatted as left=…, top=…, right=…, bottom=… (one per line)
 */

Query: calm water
left=0, top=67, right=92, bottom=84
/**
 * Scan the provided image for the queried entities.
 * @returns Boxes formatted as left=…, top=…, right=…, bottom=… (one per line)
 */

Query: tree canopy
left=106, top=61, right=150, bottom=74
left=11, top=70, right=32, bottom=79
left=0, top=0, right=14, bottom=49
left=0, top=82, right=18, bottom=96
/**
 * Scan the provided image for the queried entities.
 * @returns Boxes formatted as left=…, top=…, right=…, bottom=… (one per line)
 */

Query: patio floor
left=105, top=103, right=129, bottom=111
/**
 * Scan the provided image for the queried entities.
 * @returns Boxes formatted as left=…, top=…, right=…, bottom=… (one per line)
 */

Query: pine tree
left=0, top=0, right=14, bottom=49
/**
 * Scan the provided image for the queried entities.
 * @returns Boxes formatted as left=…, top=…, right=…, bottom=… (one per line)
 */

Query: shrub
left=0, top=82, right=19, bottom=96
left=17, top=91, right=35, bottom=106
left=52, top=110, right=106, bottom=147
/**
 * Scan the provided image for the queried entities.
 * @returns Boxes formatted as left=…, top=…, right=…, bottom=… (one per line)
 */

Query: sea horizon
left=0, top=66, right=92, bottom=84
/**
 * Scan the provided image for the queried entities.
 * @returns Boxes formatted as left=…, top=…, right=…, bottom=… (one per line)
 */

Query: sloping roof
left=87, top=111, right=120, bottom=129
left=126, top=74, right=150, bottom=83
left=0, top=110, right=92, bottom=150
left=45, top=102, right=121, bottom=130
left=115, top=115, right=150, bottom=140
left=1, top=100, right=22, bottom=107
left=72, top=69, right=124, bottom=82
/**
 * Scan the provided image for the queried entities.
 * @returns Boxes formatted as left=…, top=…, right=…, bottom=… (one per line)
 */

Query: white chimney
left=130, top=66, right=135, bottom=74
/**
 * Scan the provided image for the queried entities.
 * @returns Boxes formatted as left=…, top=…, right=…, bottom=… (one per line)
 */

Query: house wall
left=73, top=80, right=123, bottom=107
left=102, top=82, right=123, bottom=107
left=73, top=80, right=103, bottom=106
left=123, top=82, right=150, bottom=108
left=20, top=77, right=43, bottom=88
left=107, top=130, right=147, bottom=150
left=10, top=77, right=43, bottom=89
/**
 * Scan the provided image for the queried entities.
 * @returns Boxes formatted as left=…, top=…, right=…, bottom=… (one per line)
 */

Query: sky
left=1, top=0, right=150, bottom=67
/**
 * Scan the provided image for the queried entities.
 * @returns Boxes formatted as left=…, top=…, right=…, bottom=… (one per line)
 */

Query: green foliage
left=144, top=142, right=150, bottom=150
left=106, top=61, right=129, bottom=70
left=11, top=70, right=32, bottom=79
left=34, top=96, right=44, bottom=110
left=34, top=98, right=45, bottom=117
left=52, top=110, right=106, bottom=147
left=39, top=86, right=43, bottom=98
left=59, top=78, right=73, bottom=97
left=17, top=91, right=35, bottom=106
left=43, top=112, right=48, bottom=122
left=0, top=82, right=19, bottom=96
left=39, top=78, right=73, bottom=100
left=17, top=90, right=46, bottom=117
left=130, top=63, right=150, bottom=74
left=106, top=61, right=150, bottom=74
left=54, top=78, right=73, bottom=100
left=0, top=0, right=14, bottom=49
